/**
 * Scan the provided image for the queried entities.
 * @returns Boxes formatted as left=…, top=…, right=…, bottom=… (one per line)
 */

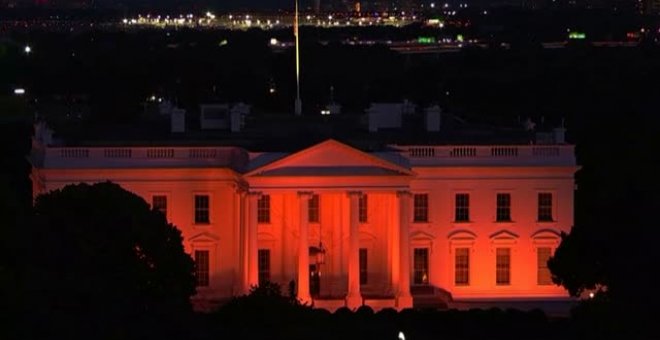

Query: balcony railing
left=43, top=146, right=245, bottom=169
left=393, top=145, right=575, bottom=166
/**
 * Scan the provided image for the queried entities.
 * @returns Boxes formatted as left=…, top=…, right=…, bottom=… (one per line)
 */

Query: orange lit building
left=31, top=135, right=578, bottom=311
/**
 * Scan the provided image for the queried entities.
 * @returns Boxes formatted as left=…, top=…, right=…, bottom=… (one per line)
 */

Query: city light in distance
left=24, top=45, right=32, bottom=54
left=14, top=88, right=26, bottom=95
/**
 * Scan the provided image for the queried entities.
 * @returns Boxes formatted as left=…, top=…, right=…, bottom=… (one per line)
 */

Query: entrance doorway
left=310, top=264, right=320, bottom=296
left=413, top=248, right=429, bottom=285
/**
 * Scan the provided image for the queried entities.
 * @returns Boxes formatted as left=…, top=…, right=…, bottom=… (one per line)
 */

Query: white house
left=30, top=136, right=578, bottom=312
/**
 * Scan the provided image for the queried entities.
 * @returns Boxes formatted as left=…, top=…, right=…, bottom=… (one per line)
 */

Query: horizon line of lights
left=119, top=11, right=433, bottom=29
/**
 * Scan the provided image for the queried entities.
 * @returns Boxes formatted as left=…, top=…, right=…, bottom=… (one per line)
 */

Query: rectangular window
left=413, top=194, right=429, bottom=223
left=359, top=248, right=368, bottom=285
left=455, top=248, right=470, bottom=286
left=538, top=193, right=553, bottom=222
left=496, top=248, right=511, bottom=285
left=194, top=250, right=210, bottom=287
left=152, top=195, right=167, bottom=217
left=258, top=249, right=271, bottom=285
left=455, top=193, right=470, bottom=222
left=537, top=247, right=553, bottom=285
left=413, top=248, right=429, bottom=285
left=194, top=195, right=210, bottom=224
left=258, top=195, right=270, bottom=223
left=359, top=194, right=368, bottom=223
left=308, top=194, right=320, bottom=223
left=496, top=193, right=511, bottom=222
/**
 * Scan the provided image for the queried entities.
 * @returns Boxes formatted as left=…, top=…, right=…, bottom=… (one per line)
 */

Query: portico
left=242, top=140, right=415, bottom=309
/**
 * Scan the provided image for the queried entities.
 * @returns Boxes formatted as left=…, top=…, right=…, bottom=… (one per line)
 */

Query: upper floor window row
left=451, top=192, right=555, bottom=223
left=170, top=191, right=557, bottom=226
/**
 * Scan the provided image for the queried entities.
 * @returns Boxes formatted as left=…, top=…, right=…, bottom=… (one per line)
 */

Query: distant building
left=31, top=123, right=578, bottom=312
left=643, top=0, right=660, bottom=14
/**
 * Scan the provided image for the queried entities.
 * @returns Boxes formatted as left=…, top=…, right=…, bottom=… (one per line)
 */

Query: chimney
left=424, top=105, right=442, bottom=132
left=230, top=103, right=250, bottom=133
left=553, top=127, right=566, bottom=144
left=170, top=108, right=186, bottom=133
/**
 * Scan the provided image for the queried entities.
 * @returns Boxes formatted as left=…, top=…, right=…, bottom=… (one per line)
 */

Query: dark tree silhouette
left=548, top=225, right=608, bottom=297
left=23, top=182, right=196, bottom=339
left=549, top=108, right=660, bottom=336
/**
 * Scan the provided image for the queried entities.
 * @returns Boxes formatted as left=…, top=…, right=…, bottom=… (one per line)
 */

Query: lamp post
left=316, top=241, right=326, bottom=268
left=313, top=223, right=326, bottom=299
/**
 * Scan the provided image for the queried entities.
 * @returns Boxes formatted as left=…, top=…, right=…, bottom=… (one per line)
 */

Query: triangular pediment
left=448, top=229, right=477, bottom=240
left=189, top=232, right=220, bottom=243
left=246, top=139, right=412, bottom=177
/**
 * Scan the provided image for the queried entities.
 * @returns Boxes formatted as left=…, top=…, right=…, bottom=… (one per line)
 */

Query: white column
left=346, top=191, right=362, bottom=309
left=236, top=188, right=247, bottom=295
left=396, top=190, right=413, bottom=309
left=246, top=191, right=260, bottom=291
left=297, top=191, right=312, bottom=304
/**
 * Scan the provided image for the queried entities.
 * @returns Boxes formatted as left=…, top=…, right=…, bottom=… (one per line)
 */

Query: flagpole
left=294, top=0, right=302, bottom=116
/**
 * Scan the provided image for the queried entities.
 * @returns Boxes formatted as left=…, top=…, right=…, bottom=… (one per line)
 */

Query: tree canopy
left=548, top=109, right=660, bottom=335
left=23, top=182, right=196, bottom=339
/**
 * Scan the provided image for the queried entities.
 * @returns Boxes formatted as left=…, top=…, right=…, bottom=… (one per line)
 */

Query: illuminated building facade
left=31, top=137, right=577, bottom=311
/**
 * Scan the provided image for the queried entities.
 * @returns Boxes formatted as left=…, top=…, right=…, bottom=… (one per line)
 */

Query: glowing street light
left=14, top=88, right=26, bottom=95
left=24, top=45, right=32, bottom=54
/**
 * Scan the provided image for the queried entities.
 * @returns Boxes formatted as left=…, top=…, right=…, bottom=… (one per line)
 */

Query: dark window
left=455, top=248, right=470, bottom=286
left=359, top=194, right=368, bottom=223
left=496, top=193, right=511, bottom=222
left=359, top=248, right=368, bottom=285
left=152, top=195, right=167, bottom=217
left=455, top=193, right=470, bottom=222
left=194, top=195, right=210, bottom=224
left=413, top=194, right=429, bottom=223
left=194, top=250, right=210, bottom=287
left=308, top=194, right=320, bottom=223
left=413, top=248, right=429, bottom=285
left=496, top=248, right=511, bottom=285
left=538, top=193, right=553, bottom=221
left=537, top=247, right=552, bottom=285
left=258, top=249, right=271, bottom=285
left=258, top=195, right=270, bottom=223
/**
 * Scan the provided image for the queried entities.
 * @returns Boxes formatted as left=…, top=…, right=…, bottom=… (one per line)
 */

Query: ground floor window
left=455, top=248, right=470, bottom=286
left=537, top=247, right=553, bottom=285
left=496, top=248, right=511, bottom=286
left=413, top=248, right=429, bottom=285
left=194, top=250, right=210, bottom=287
left=258, top=249, right=271, bottom=285
left=359, top=248, right=368, bottom=285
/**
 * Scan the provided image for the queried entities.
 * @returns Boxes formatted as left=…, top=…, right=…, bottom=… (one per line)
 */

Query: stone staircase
left=411, top=285, right=451, bottom=310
